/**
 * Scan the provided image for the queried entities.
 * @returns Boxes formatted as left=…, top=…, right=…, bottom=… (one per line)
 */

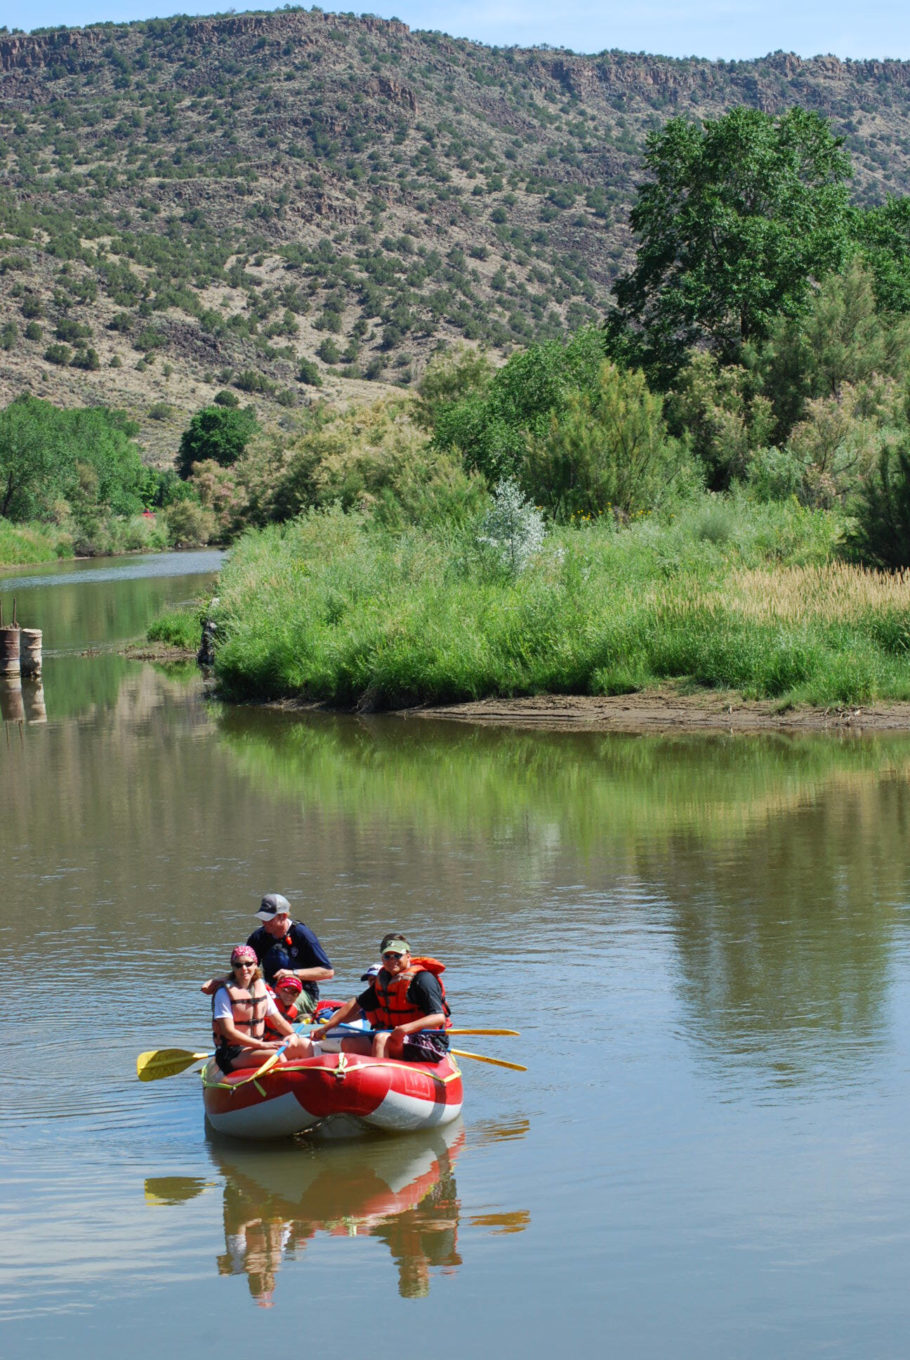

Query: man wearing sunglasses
left=313, top=933, right=450, bottom=1062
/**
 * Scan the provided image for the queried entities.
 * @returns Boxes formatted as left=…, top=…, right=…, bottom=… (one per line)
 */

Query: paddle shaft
left=229, top=1020, right=309, bottom=1088
left=322, top=1023, right=519, bottom=1038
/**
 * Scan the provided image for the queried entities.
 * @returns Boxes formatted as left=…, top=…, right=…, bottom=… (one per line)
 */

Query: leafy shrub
left=317, top=338, right=341, bottom=364
left=298, top=358, right=323, bottom=387
left=70, top=347, right=100, bottom=370
left=233, top=369, right=275, bottom=394
left=848, top=440, right=910, bottom=568
left=165, top=496, right=216, bottom=547
left=476, top=479, right=545, bottom=576
left=177, top=405, right=260, bottom=478
left=523, top=361, right=697, bottom=519
left=667, top=351, right=774, bottom=490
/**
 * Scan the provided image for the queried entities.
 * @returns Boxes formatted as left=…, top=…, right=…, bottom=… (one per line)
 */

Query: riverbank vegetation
left=0, top=394, right=178, bottom=559
left=212, top=495, right=910, bottom=711
left=9, top=104, right=910, bottom=709
left=201, top=109, right=910, bottom=711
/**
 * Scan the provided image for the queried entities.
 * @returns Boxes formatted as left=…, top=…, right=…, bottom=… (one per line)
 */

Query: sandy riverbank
left=406, top=688, right=910, bottom=734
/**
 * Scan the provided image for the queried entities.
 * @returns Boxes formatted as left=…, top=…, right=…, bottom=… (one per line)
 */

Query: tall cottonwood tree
left=606, top=107, right=854, bottom=385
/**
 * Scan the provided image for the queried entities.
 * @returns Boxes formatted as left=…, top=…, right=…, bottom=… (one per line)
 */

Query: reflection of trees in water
left=217, top=706, right=910, bottom=867
left=657, top=775, right=910, bottom=1085
left=205, top=1121, right=520, bottom=1304
left=215, top=708, right=910, bottom=1086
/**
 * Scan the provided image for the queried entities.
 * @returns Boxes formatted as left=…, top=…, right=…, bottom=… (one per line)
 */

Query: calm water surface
left=3, top=552, right=910, bottom=1358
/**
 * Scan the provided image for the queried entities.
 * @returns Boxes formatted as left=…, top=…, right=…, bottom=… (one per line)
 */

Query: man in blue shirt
left=246, top=893, right=334, bottom=1011
left=202, top=893, right=334, bottom=1015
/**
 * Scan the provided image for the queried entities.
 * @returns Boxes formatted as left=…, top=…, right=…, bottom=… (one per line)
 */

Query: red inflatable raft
left=202, top=1047, right=464, bottom=1140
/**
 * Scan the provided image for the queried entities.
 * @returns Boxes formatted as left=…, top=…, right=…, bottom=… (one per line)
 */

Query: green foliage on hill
left=3, top=10, right=910, bottom=423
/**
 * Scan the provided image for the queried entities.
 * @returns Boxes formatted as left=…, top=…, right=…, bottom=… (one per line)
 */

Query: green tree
left=853, top=197, right=910, bottom=313
left=607, top=107, right=853, bottom=384
left=432, top=326, right=606, bottom=482
left=524, top=361, right=695, bottom=517
left=177, top=405, right=260, bottom=478
left=849, top=439, right=910, bottom=568
left=758, top=260, right=910, bottom=440
left=0, top=396, right=65, bottom=520
left=0, top=396, right=144, bottom=523
left=667, top=351, right=774, bottom=490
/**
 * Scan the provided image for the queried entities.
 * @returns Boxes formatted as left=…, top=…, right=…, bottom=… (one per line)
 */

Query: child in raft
left=264, top=974, right=306, bottom=1041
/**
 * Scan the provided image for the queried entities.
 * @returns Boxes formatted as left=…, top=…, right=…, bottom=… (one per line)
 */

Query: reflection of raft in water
left=202, top=1048, right=464, bottom=1140
left=209, top=1122, right=466, bottom=1302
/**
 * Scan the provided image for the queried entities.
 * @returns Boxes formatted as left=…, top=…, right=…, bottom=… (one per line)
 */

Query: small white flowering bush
left=476, top=478, right=546, bottom=576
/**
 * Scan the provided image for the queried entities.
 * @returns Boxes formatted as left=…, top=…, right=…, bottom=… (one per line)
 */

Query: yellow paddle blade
left=448, top=1028, right=520, bottom=1037
left=136, top=1049, right=210, bottom=1082
left=450, top=1047, right=527, bottom=1072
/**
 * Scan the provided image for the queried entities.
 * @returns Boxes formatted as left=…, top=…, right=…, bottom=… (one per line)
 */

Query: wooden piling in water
left=0, top=628, right=19, bottom=675
left=20, top=629, right=42, bottom=677
left=0, top=597, right=20, bottom=675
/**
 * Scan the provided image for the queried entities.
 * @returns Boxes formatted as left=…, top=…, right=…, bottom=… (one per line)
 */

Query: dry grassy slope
left=2, top=9, right=910, bottom=466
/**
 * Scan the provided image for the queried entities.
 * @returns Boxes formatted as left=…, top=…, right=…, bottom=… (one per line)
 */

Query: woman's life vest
left=212, top=979, right=269, bottom=1046
left=363, top=957, right=451, bottom=1031
left=264, top=992, right=300, bottom=1040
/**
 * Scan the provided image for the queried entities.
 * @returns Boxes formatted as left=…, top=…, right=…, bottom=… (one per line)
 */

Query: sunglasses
left=382, top=951, right=405, bottom=960
left=233, top=960, right=256, bottom=968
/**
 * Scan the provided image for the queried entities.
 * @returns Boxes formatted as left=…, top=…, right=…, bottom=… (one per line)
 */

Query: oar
left=450, top=1047, right=527, bottom=1072
left=324, top=1023, right=520, bottom=1038
left=229, top=1021, right=311, bottom=1089
left=444, top=1028, right=521, bottom=1037
left=137, top=1048, right=210, bottom=1082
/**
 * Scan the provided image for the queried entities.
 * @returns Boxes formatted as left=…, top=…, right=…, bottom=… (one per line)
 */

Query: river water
left=3, top=551, right=910, bottom=1358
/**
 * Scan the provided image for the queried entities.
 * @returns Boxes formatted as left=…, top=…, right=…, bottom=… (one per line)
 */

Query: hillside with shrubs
left=4, top=7, right=910, bottom=451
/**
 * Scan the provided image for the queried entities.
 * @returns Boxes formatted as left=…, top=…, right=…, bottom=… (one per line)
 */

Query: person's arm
left=201, top=975, right=229, bottom=996
left=310, top=995, right=361, bottom=1040
left=274, top=963, right=335, bottom=986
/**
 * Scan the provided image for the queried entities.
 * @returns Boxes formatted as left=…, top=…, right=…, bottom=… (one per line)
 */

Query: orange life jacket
left=264, top=993, right=300, bottom=1040
left=212, top=979, right=269, bottom=1045
left=364, top=957, right=451, bottom=1030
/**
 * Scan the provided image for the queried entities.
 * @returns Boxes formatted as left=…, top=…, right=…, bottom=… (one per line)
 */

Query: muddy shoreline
left=403, top=689, right=910, bottom=733
left=128, top=644, right=910, bottom=733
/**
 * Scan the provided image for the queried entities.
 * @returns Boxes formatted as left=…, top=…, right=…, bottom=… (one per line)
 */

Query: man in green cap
left=313, top=932, right=450, bottom=1061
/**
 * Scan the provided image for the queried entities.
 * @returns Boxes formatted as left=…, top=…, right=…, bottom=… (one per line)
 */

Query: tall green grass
left=212, top=495, right=910, bottom=709
left=0, top=519, right=64, bottom=565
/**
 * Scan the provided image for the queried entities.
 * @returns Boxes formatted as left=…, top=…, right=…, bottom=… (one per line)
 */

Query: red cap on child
left=276, top=975, right=303, bottom=994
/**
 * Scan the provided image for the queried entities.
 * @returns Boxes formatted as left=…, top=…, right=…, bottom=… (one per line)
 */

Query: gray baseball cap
left=257, top=892, right=291, bottom=922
